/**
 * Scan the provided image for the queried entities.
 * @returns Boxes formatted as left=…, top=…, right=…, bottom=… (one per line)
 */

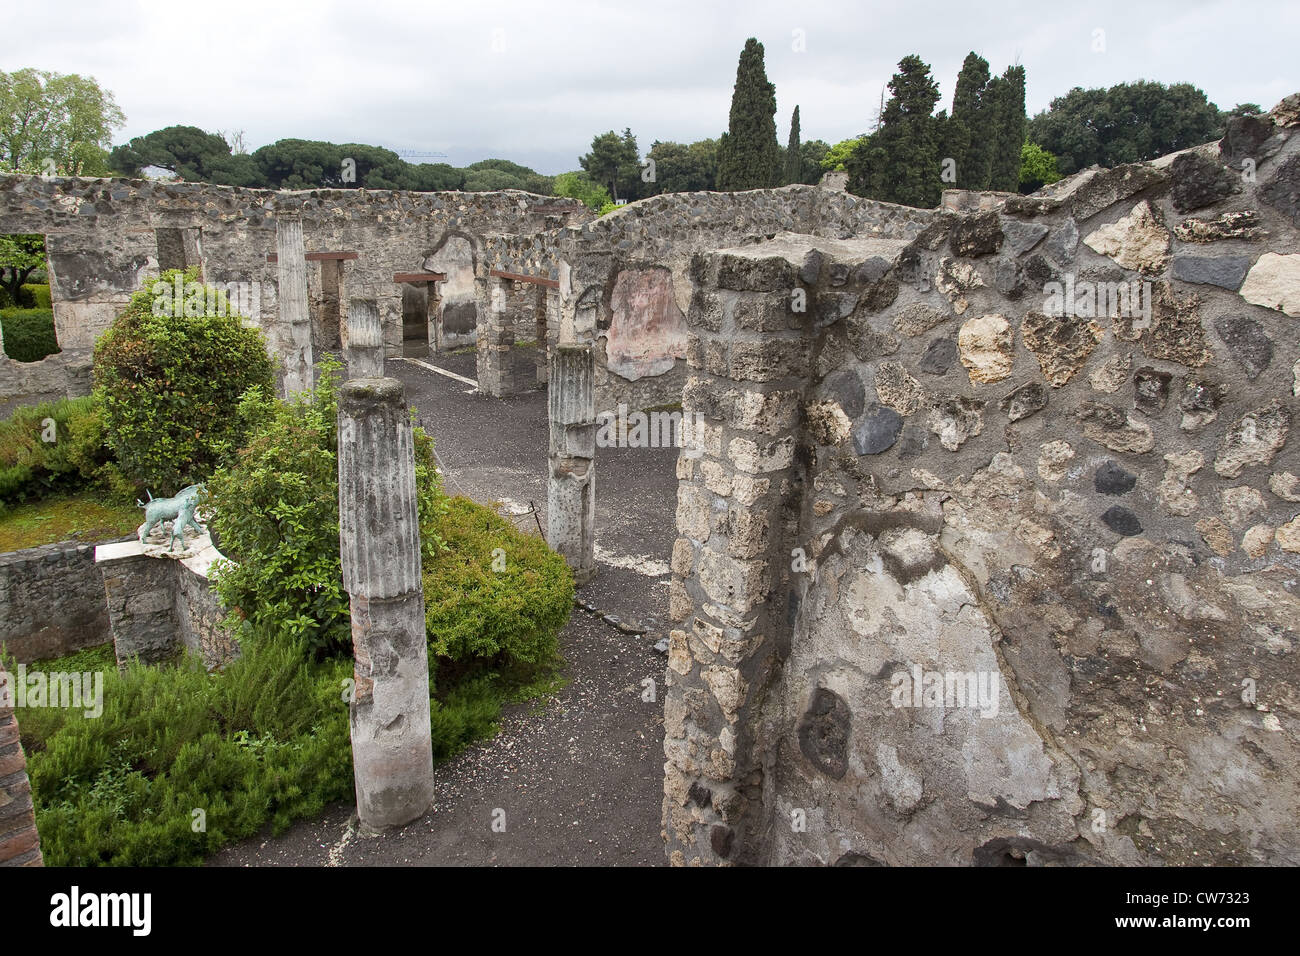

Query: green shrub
left=206, top=365, right=354, bottom=656
left=20, top=283, right=52, bottom=309
left=93, top=268, right=275, bottom=496
left=208, top=360, right=572, bottom=680
left=424, top=496, right=573, bottom=676
left=0, top=396, right=119, bottom=509
left=0, top=308, right=58, bottom=362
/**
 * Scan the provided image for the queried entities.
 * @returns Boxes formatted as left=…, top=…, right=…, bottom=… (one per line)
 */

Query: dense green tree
left=252, top=139, right=346, bottom=188
left=554, top=170, right=611, bottom=209
left=716, top=38, right=781, bottom=190
left=822, top=136, right=866, bottom=172
left=0, top=68, right=124, bottom=175
left=945, top=52, right=992, bottom=189
left=782, top=105, right=802, bottom=185
left=0, top=233, right=44, bottom=305
left=465, top=158, right=552, bottom=194
left=643, top=139, right=718, bottom=194
left=1019, top=141, right=1061, bottom=193
left=797, top=139, right=830, bottom=184
left=1027, top=80, right=1223, bottom=175
left=579, top=129, right=640, bottom=201
left=1228, top=103, right=1262, bottom=117
left=988, top=64, right=1026, bottom=192
left=849, top=55, right=942, bottom=208
left=110, top=125, right=234, bottom=180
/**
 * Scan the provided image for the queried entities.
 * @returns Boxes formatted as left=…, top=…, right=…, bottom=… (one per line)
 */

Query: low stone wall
left=0, top=537, right=123, bottom=663
left=96, top=534, right=237, bottom=670
left=663, top=98, right=1300, bottom=866
left=0, top=667, right=43, bottom=866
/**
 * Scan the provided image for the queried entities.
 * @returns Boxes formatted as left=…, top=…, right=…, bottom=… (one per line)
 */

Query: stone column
left=547, top=345, right=596, bottom=583
left=475, top=274, right=513, bottom=397
left=337, top=378, right=435, bottom=831
left=275, top=213, right=314, bottom=396
left=345, top=299, right=384, bottom=378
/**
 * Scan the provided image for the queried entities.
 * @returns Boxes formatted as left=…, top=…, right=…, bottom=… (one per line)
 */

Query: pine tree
left=850, top=55, right=942, bottom=208
left=716, top=38, right=781, bottom=191
left=988, top=65, right=1026, bottom=192
left=783, top=106, right=802, bottom=185
left=947, top=52, right=991, bottom=190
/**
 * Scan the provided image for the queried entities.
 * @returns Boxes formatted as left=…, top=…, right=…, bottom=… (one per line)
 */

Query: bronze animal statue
left=138, top=484, right=205, bottom=552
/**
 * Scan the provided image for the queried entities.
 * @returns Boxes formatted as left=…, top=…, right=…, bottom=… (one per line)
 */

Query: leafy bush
left=208, top=360, right=571, bottom=680
left=0, top=396, right=121, bottom=510
left=93, top=268, right=275, bottom=496
left=206, top=363, right=355, bottom=656
left=0, top=308, right=58, bottom=362
left=424, top=496, right=572, bottom=676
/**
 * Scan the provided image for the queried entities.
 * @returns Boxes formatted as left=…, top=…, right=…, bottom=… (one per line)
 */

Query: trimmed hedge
left=21, top=283, right=52, bottom=310
left=0, top=308, right=58, bottom=362
left=94, top=269, right=275, bottom=495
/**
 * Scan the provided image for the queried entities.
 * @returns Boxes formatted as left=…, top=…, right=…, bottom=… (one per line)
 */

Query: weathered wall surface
left=0, top=539, right=121, bottom=663
left=558, top=187, right=938, bottom=412
left=0, top=665, right=43, bottom=866
left=664, top=99, right=1300, bottom=866
left=97, top=535, right=237, bottom=670
left=0, top=175, right=590, bottom=403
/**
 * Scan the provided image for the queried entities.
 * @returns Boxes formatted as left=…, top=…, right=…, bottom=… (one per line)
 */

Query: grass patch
left=31, top=643, right=116, bottom=673
left=0, top=491, right=139, bottom=553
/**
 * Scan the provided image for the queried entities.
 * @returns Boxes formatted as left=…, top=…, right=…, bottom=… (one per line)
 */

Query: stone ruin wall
left=0, top=175, right=591, bottom=404
left=663, top=100, right=1300, bottom=866
left=557, top=187, right=939, bottom=414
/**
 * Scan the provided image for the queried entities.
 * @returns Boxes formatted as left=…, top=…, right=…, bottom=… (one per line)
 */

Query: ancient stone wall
left=0, top=175, right=590, bottom=403
left=557, top=187, right=939, bottom=413
left=0, top=539, right=122, bottom=663
left=664, top=99, right=1300, bottom=866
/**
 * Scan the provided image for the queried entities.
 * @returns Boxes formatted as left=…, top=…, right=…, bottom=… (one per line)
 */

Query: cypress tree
left=783, top=105, right=802, bottom=185
left=948, top=52, right=991, bottom=189
left=988, top=65, right=1027, bottom=191
left=716, top=38, right=781, bottom=190
left=851, top=55, right=942, bottom=208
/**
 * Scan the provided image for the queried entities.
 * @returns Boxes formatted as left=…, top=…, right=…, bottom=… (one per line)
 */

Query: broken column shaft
left=345, top=299, right=384, bottom=378
left=337, top=377, right=435, bottom=830
left=547, top=345, right=596, bottom=583
left=275, top=213, right=314, bottom=396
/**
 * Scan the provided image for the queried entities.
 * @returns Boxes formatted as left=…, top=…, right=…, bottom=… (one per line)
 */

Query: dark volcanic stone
left=1220, top=114, right=1282, bottom=168
left=799, top=249, right=824, bottom=285
left=999, top=381, right=1048, bottom=422
left=896, top=425, right=928, bottom=459
left=1101, top=506, right=1143, bottom=536
left=918, top=336, right=958, bottom=375
left=1171, top=255, right=1251, bottom=290
left=1260, top=154, right=1300, bottom=228
left=1170, top=153, right=1242, bottom=213
left=853, top=405, right=904, bottom=455
left=797, top=687, right=851, bottom=780
left=951, top=210, right=1004, bottom=257
left=1181, top=376, right=1226, bottom=414
left=1213, top=315, right=1274, bottom=378
left=824, top=370, right=866, bottom=419
left=709, top=825, right=734, bottom=858
left=1094, top=460, right=1137, bottom=495
left=1134, top=366, right=1172, bottom=412
left=1000, top=219, right=1049, bottom=255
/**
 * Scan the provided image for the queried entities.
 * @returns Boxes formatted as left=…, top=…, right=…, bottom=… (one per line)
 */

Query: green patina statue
left=138, top=484, right=206, bottom=553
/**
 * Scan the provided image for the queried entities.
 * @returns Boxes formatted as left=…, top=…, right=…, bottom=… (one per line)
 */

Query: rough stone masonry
left=661, top=95, right=1300, bottom=866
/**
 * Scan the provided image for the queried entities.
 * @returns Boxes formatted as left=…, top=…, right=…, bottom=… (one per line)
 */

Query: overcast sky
left=4, top=0, right=1295, bottom=175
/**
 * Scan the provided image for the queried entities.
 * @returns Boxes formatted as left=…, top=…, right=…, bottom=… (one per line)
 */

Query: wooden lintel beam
left=393, top=272, right=446, bottom=283
left=489, top=269, right=559, bottom=289
left=266, top=251, right=359, bottom=262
